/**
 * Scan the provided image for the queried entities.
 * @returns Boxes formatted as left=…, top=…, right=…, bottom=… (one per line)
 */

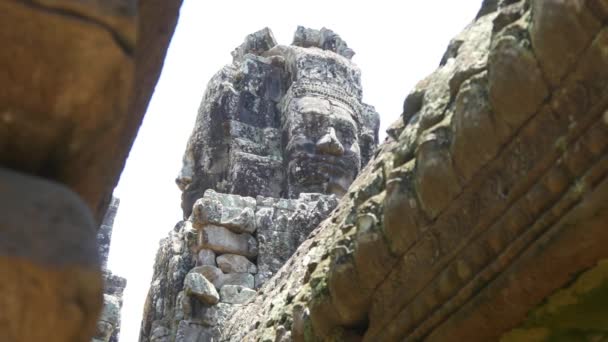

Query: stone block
left=383, top=162, right=426, bottom=255
left=192, top=190, right=257, bottom=233
left=98, top=294, right=120, bottom=326
left=191, top=266, right=223, bottom=286
left=531, top=0, right=600, bottom=86
left=231, top=27, right=277, bottom=62
left=219, top=285, right=257, bottom=304
left=196, top=249, right=217, bottom=267
left=217, top=254, right=257, bottom=274
left=199, top=303, right=238, bottom=327
left=219, top=273, right=255, bottom=289
left=150, top=324, right=170, bottom=342
left=175, top=291, right=191, bottom=321
left=191, top=266, right=255, bottom=290
left=93, top=321, right=114, bottom=342
left=183, top=272, right=219, bottom=305
left=489, top=24, right=548, bottom=129
left=414, top=127, right=462, bottom=219
left=198, top=225, right=258, bottom=257
left=451, top=72, right=503, bottom=182
left=175, top=320, right=219, bottom=342
left=228, top=152, right=284, bottom=199
left=293, top=26, right=355, bottom=59
left=97, top=196, right=120, bottom=270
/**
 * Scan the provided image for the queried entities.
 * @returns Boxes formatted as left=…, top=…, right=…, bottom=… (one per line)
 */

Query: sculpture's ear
left=358, top=104, right=381, bottom=167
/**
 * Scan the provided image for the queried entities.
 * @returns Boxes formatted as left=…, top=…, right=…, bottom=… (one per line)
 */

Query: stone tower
left=93, top=197, right=127, bottom=342
left=139, top=27, right=380, bottom=342
left=176, top=27, right=379, bottom=217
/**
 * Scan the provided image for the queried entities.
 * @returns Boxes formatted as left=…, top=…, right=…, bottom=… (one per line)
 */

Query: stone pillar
left=0, top=1, right=181, bottom=341
left=93, top=197, right=127, bottom=342
left=98, top=197, right=120, bottom=270
left=0, top=168, right=102, bottom=342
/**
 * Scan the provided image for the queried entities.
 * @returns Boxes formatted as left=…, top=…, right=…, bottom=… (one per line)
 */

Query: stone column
left=0, top=168, right=102, bottom=342
left=93, top=197, right=127, bottom=342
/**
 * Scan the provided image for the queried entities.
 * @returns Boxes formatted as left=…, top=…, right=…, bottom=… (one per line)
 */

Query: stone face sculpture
left=176, top=26, right=379, bottom=217
left=140, top=27, right=379, bottom=342
left=280, top=81, right=363, bottom=198
left=276, top=40, right=367, bottom=198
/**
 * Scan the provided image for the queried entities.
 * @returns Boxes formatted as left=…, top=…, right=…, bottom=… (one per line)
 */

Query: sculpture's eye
left=331, top=119, right=357, bottom=147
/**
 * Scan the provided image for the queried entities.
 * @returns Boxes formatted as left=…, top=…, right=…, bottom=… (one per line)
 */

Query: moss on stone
left=501, top=260, right=608, bottom=342
left=310, top=260, right=331, bottom=301
left=303, top=315, right=320, bottom=342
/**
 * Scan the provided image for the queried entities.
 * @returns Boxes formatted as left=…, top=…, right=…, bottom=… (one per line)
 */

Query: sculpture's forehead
left=294, top=96, right=331, bottom=116
left=284, top=47, right=362, bottom=86
left=289, top=96, right=357, bottom=124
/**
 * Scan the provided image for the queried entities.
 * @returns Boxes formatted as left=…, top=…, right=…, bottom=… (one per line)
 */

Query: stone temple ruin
left=2, top=1, right=608, bottom=341
left=139, top=27, right=380, bottom=341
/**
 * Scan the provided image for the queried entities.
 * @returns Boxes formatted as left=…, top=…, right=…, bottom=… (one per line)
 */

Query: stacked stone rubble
left=140, top=191, right=337, bottom=341
left=95, top=272, right=127, bottom=342
left=139, top=221, right=197, bottom=342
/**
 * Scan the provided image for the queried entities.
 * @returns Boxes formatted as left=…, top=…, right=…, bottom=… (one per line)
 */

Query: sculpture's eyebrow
left=331, top=116, right=357, bottom=132
left=296, top=111, right=358, bottom=133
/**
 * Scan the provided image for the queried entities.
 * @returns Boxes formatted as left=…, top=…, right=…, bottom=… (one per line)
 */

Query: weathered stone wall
left=217, top=0, right=608, bottom=340
left=94, top=271, right=127, bottom=342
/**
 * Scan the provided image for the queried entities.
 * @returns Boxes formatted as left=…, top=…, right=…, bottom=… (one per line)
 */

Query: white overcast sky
left=108, top=1, right=482, bottom=340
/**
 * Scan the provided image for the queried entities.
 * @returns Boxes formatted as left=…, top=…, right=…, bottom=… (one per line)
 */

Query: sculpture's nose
left=316, top=127, right=345, bottom=156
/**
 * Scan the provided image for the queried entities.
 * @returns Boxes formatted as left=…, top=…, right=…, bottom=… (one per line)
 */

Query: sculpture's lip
left=287, top=151, right=360, bottom=175
left=287, top=154, right=358, bottom=198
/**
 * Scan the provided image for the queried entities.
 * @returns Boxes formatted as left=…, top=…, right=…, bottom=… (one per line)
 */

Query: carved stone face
left=283, top=95, right=361, bottom=198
